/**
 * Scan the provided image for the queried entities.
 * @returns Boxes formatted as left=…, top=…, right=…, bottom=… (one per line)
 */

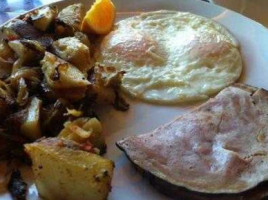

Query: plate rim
left=1, top=0, right=268, bottom=200
left=0, top=0, right=267, bottom=33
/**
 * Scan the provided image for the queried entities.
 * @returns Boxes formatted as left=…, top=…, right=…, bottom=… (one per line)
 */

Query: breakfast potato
left=0, top=41, right=14, bottom=60
left=52, top=37, right=92, bottom=74
left=0, top=1, right=128, bottom=199
left=41, top=52, right=90, bottom=101
left=74, top=32, right=91, bottom=48
left=8, top=39, right=44, bottom=61
left=0, top=79, right=14, bottom=106
left=1, top=19, right=42, bottom=40
left=1, top=19, right=23, bottom=40
left=25, top=138, right=114, bottom=200
left=0, top=41, right=15, bottom=78
left=8, top=39, right=45, bottom=71
left=41, top=52, right=89, bottom=89
left=88, top=65, right=129, bottom=110
left=10, top=67, right=41, bottom=89
left=0, top=58, right=12, bottom=80
left=29, top=6, right=58, bottom=31
left=16, top=78, right=29, bottom=106
left=59, top=117, right=106, bottom=154
left=20, top=97, right=42, bottom=140
left=56, top=3, right=85, bottom=36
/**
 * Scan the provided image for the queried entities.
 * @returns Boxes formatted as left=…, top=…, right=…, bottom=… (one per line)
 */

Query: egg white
left=96, top=10, right=242, bottom=103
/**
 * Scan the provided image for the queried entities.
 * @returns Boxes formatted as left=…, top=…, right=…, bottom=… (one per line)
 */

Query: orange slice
left=81, top=0, right=116, bottom=35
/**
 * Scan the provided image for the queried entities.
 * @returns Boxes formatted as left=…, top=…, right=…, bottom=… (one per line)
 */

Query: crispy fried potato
left=41, top=52, right=89, bottom=89
left=30, top=6, right=58, bottom=31
left=1, top=19, right=42, bottom=40
left=59, top=117, right=106, bottom=154
left=41, top=52, right=90, bottom=101
left=56, top=3, right=85, bottom=36
left=0, top=41, right=14, bottom=61
left=25, top=138, right=114, bottom=200
left=20, top=97, right=42, bottom=140
left=52, top=37, right=92, bottom=74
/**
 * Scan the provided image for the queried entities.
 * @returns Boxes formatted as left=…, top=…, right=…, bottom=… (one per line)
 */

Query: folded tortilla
left=117, top=84, right=268, bottom=196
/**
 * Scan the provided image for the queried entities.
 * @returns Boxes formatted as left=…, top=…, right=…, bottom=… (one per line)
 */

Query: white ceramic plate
left=1, top=0, right=268, bottom=199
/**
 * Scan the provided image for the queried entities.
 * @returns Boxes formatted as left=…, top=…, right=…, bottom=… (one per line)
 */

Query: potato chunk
left=0, top=41, right=14, bottom=79
left=25, top=138, right=114, bottom=200
left=56, top=3, right=85, bottom=36
left=0, top=41, right=14, bottom=60
left=20, top=97, right=42, bottom=140
left=52, top=37, right=92, bottom=74
left=8, top=39, right=45, bottom=69
left=74, top=32, right=91, bottom=48
left=59, top=117, right=106, bottom=154
left=41, top=52, right=90, bottom=101
left=41, top=52, right=89, bottom=89
left=88, top=65, right=129, bottom=111
left=30, top=6, right=58, bottom=31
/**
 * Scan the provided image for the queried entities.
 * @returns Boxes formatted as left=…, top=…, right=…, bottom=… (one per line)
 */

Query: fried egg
left=95, top=10, right=242, bottom=103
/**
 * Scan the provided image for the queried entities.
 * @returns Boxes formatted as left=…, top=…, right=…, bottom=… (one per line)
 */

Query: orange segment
left=81, top=0, right=116, bottom=35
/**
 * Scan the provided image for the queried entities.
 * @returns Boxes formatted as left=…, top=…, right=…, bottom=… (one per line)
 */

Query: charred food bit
left=2, top=19, right=54, bottom=50
left=0, top=41, right=15, bottom=79
left=9, top=67, right=42, bottom=90
left=8, top=39, right=45, bottom=71
left=0, top=128, right=28, bottom=161
left=113, top=90, right=129, bottom=111
left=1, top=19, right=42, bottom=41
left=8, top=170, right=27, bottom=200
left=0, top=58, right=13, bottom=79
left=0, top=40, right=15, bottom=61
left=4, top=109, right=28, bottom=134
left=41, top=99, right=70, bottom=136
left=88, top=64, right=128, bottom=110
left=0, top=79, right=15, bottom=106
left=25, top=6, right=58, bottom=31
left=55, top=3, right=85, bottom=36
left=74, top=32, right=91, bottom=48
left=41, top=51, right=90, bottom=101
